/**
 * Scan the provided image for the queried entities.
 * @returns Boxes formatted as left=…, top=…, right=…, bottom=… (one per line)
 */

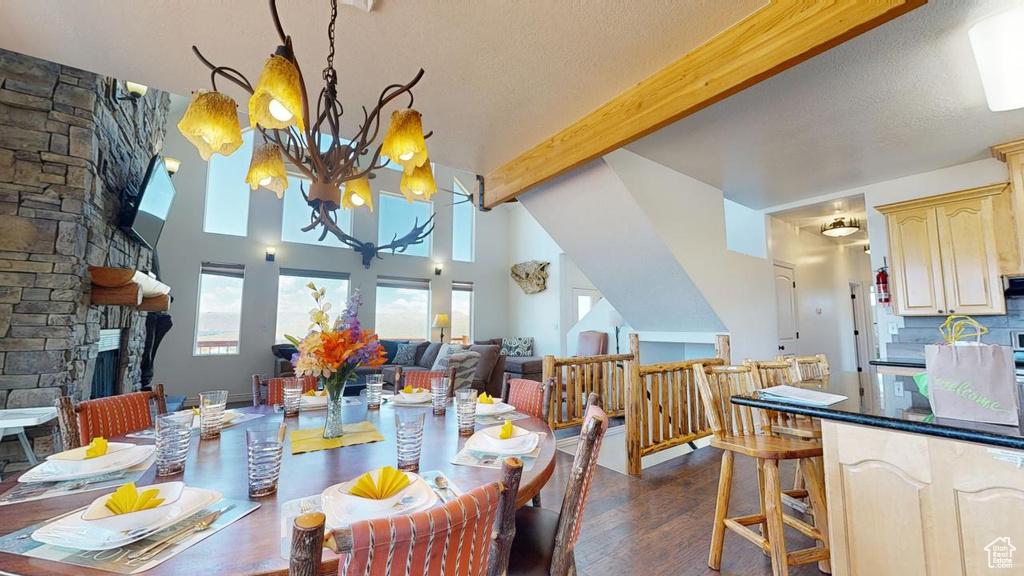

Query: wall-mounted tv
left=120, top=154, right=176, bottom=249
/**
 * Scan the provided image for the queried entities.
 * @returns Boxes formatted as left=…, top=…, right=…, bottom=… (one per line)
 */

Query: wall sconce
left=164, top=157, right=181, bottom=176
left=116, top=81, right=149, bottom=102
left=864, top=245, right=871, bottom=255
left=265, top=246, right=276, bottom=262
left=434, top=262, right=443, bottom=276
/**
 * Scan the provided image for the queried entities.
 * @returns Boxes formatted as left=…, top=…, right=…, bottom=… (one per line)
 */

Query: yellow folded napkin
left=84, top=437, right=108, bottom=459
left=500, top=419, right=514, bottom=439
left=401, top=385, right=424, bottom=394
left=478, top=392, right=495, bottom=404
left=105, top=483, right=164, bottom=515
left=349, top=466, right=410, bottom=500
left=303, top=389, right=327, bottom=397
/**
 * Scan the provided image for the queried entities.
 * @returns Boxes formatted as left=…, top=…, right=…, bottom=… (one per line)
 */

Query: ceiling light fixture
left=821, top=217, right=861, bottom=238
left=245, top=142, right=289, bottom=198
left=969, top=6, right=1024, bottom=112
left=179, top=0, right=434, bottom=242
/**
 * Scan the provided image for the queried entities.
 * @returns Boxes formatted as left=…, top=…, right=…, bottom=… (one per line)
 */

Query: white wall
left=155, top=99, right=511, bottom=403
left=768, top=218, right=873, bottom=371
left=505, top=203, right=564, bottom=357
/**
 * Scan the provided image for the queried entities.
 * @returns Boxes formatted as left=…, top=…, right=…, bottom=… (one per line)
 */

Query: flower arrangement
left=287, top=284, right=385, bottom=437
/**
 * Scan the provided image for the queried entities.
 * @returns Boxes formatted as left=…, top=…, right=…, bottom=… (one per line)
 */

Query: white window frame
left=193, top=262, right=245, bottom=356
left=451, top=281, right=474, bottom=344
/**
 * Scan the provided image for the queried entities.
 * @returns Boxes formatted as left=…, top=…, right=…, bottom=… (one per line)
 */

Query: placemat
left=290, top=421, right=385, bottom=454
left=125, top=412, right=264, bottom=439
left=450, top=434, right=544, bottom=472
left=0, top=456, right=154, bottom=507
left=0, top=499, right=258, bottom=574
left=475, top=410, right=530, bottom=426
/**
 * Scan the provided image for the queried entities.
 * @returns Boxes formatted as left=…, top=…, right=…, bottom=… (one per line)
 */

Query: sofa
left=379, top=341, right=506, bottom=397
left=475, top=338, right=543, bottom=382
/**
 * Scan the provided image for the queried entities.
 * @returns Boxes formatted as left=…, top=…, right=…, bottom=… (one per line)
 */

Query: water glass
left=282, top=378, right=302, bottom=417
left=395, top=410, right=425, bottom=472
left=366, top=374, right=383, bottom=410
left=198, top=389, right=228, bottom=440
left=455, top=388, right=478, bottom=437
left=246, top=423, right=286, bottom=497
left=431, top=377, right=450, bottom=416
left=155, top=411, right=193, bottom=476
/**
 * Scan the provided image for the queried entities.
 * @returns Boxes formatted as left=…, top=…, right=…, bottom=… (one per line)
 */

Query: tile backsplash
left=886, top=297, right=1024, bottom=359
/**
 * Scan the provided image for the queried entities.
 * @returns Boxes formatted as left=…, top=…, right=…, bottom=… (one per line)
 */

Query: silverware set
left=126, top=505, right=234, bottom=564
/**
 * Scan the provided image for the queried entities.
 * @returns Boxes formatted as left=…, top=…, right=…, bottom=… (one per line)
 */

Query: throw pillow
left=393, top=343, right=419, bottom=366
left=417, top=342, right=443, bottom=368
left=430, top=343, right=467, bottom=371
left=501, top=337, right=534, bottom=357
left=380, top=340, right=403, bottom=365
left=437, top=351, right=480, bottom=392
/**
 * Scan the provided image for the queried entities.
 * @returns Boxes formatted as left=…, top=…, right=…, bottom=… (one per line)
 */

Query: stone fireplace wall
left=0, top=48, right=170, bottom=468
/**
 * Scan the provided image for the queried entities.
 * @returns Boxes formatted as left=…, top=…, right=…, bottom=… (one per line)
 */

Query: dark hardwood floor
left=536, top=445, right=825, bottom=576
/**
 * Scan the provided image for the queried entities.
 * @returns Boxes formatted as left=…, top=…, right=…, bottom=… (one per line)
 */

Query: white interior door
left=774, top=263, right=798, bottom=356
left=572, top=288, right=602, bottom=323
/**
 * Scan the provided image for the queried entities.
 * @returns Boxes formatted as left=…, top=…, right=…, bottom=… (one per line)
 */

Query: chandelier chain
left=323, top=0, right=338, bottom=88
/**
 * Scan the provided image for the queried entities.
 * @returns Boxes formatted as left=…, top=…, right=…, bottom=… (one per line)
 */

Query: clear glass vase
left=322, top=376, right=347, bottom=439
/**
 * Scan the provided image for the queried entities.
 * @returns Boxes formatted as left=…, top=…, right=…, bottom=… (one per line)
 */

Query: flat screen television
left=120, top=154, right=176, bottom=249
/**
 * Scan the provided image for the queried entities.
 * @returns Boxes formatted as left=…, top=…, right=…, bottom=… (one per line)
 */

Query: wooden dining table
left=0, top=401, right=557, bottom=575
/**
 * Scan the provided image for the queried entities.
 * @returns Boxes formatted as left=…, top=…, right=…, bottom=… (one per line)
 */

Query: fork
left=299, top=498, right=313, bottom=514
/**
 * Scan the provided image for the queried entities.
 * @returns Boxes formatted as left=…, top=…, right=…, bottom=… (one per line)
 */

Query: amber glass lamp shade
left=245, top=143, right=289, bottom=198
left=399, top=160, right=436, bottom=203
left=381, top=109, right=428, bottom=174
left=249, top=55, right=305, bottom=131
left=177, top=90, right=244, bottom=161
left=343, top=175, right=373, bottom=211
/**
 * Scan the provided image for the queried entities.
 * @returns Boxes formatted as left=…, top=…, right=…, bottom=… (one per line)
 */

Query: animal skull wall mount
left=511, top=260, right=549, bottom=294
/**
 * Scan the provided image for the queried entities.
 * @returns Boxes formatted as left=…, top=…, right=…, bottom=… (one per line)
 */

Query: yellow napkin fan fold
left=478, top=392, right=495, bottom=405
left=401, top=385, right=424, bottom=394
left=105, top=483, right=165, bottom=515
left=84, top=437, right=108, bottom=459
left=303, top=389, right=327, bottom=397
left=500, top=419, right=514, bottom=439
left=349, top=466, right=411, bottom=500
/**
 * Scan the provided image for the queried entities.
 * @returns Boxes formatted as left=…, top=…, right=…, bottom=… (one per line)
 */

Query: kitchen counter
left=868, top=357, right=925, bottom=369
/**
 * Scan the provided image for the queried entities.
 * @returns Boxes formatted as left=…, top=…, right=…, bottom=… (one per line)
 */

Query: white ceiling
left=626, top=0, right=1024, bottom=210
left=770, top=195, right=868, bottom=244
left=0, top=0, right=765, bottom=175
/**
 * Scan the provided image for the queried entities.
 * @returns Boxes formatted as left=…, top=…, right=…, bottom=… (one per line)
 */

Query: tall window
left=375, top=277, right=430, bottom=340
left=378, top=192, right=432, bottom=258
left=275, top=270, right=350, bottom=343
left=452, top=176, right=474, bottom=262
left=194, top=263, right=245, bottom=355
left=451, top=281, right=473, bottom=344
left=204, top=130, right=252, bottom=236
left=281, top=176, right=353, bottom=247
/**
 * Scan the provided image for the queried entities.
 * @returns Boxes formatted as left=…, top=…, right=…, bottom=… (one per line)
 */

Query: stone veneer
left=0, top=48, right=170, bottom=468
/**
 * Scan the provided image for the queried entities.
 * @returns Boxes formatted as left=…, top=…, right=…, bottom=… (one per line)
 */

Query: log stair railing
left=542, top=352, right=633, bottom=430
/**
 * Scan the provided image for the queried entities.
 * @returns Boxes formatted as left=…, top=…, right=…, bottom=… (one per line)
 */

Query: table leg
left=15, top=428, right=37, bottom=465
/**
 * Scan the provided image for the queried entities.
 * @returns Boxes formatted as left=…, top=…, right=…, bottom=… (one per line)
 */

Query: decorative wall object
left=511, top=260, right=549, bottom=294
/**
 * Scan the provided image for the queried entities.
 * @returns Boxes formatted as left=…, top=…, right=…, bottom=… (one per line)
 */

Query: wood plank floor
left=535, top=445, right=825, bottom=575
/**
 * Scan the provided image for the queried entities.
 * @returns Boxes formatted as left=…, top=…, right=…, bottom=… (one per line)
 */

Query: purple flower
left=290, top=352, right=301, bottom=367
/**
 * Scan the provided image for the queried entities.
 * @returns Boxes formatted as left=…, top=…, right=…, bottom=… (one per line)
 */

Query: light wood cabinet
left=878, top=184, right=1014, bottom=316
left=822, top=421, right=1024, bottom=576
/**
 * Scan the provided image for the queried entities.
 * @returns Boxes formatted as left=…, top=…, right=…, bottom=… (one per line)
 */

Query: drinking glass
left=246, top=423, right=286, bottom=497
left=155, top=411, right=193, bottom=476
left=455, top=388, right=478, bottom=437
left=431, top=377, right=450, bottom=416
left=282, top=378, right=302, bottom=417
left=395, top=410, right=425, bottom=472
left=198, top=389, right=228, bottom=440
left=366, top=374, right=384, bottom=410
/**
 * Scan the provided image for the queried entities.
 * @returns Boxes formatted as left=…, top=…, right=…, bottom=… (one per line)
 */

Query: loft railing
left=542, top=352, right=634, bottom=430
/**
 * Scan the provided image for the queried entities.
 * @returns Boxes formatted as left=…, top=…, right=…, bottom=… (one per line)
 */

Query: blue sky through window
left=375, top=285, right=429, bottom=340
left=378, top=192, right=432, bottom=258
left=452, top=177, right=474, bottom=262
left=204, top=130, right=253, bottom=236
left=281, top=176, right=351, bottom=247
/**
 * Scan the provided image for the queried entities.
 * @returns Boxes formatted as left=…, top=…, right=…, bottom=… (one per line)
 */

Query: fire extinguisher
left=875, top=262, right=890, bottom=307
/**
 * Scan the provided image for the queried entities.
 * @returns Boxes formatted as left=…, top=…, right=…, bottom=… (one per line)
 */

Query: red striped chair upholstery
left=252, top=374, right=319, bottom=407
left=403, top=370, right=448, bottom=392
left=501, top=376, right=549, bottom=420
left=55, top=384, right=167, bottom=450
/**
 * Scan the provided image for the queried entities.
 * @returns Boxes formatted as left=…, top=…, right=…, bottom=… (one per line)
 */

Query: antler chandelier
left=177, top=0, right=437, bottom=244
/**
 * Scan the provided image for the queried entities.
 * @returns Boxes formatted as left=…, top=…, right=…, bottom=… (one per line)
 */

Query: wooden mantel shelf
left=88, top=266, right=171, bottom=311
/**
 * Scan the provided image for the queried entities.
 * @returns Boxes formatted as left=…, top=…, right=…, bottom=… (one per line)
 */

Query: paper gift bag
left=924, top=343, right=1020, bottom=426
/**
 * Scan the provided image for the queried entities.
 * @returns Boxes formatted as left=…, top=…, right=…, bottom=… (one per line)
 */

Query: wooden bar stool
left=693, top=363, right=830, bottom=576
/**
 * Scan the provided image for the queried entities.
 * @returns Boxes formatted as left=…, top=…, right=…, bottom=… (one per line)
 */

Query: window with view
left=204, top=130, right=252, bottom=236
left=275, top=270, right=350, bottom=343
left=378, top=192, right=432, bottom=258
left=375, top=277, right=430, bottom=341
left=281, top=176, right=352, bottom=247
left=451, top=281, right=473, bottom=345
left=194, top=263, right=245, bottom=355
left=452, top=176, right=474, bottom=262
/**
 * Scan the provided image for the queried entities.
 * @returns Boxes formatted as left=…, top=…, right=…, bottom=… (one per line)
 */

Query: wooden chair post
left=542, top=355, right=556, bottom=430
left=488, top=457, right=524, bottom=576
left=251, top=374, right=263, bottom=407
left=626, top=333, right=643, bottom=477
left=290, top=512, right=326, bottom=576
left=54, top=395, right=79, bottom=452
left=540, top=378, right=552, bottom=423
left=500, top=372, right=511, bottom=402
left=446, top=366, right=458, bottom=397
left=715, top=334, right=731, bottom=364
left=152, top=383, right=167, bottom=416
left=394, top=366, right=404, bottom=389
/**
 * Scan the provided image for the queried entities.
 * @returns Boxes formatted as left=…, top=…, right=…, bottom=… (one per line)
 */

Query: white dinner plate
left=300, top=394, right=329, bottom=409
left=19, top=445, right=155, bottom=483
left=392, top=393, right=431, bottom=405
left=464, top=429, right=539, bottom=455
left=81, top=482, right=185, bottom=531
left=322, top=475, right=437, bottom=527
left=47, top=442, right=136, bottom=465
left=32, top=486, right=222, bottom=551
left=188, top=409, right=243, bottom=429
left=475, top=402, right=515, bottom=416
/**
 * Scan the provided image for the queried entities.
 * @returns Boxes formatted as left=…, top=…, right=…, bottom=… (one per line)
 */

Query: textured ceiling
left=626, top=0, right=1024, bottom=210
left=0, top=0, right=764, bottom=174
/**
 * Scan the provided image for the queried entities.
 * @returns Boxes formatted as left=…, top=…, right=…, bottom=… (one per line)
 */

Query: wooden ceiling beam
left=482, top=0, right=926, bottom=209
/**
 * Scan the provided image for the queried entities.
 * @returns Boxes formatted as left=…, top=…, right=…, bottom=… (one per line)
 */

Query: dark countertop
left=731, top=374, right=1024, bottom=451
left=868, top=357, right=925, bottom=369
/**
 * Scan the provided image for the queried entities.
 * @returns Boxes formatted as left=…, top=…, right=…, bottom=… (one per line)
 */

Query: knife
left=127, top=504, right=234, bottom=561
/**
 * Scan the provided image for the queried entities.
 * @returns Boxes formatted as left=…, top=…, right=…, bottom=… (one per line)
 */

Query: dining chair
left=778, top=354, right=830, bottom=384
left=506, top=394, right=608, bottom=576
left=289, top=457, right=524, bottom=576
left=693, top=363, right=829, bottom=576
left=500, top=373, right=551, bottom=507
left=251, top=374, right=319, bottom=407
left=395, top=366, right=458, bottom=396
left=55, top=383, right=167, bottom=450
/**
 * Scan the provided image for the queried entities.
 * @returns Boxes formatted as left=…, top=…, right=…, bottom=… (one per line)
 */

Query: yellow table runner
left=290, top=421, right=385, bottom=455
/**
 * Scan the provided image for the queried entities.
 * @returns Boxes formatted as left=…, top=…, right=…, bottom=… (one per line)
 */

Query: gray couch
left=475, top=338, right=542, bottom=382
left=380, top=341, right=506, bottom=397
